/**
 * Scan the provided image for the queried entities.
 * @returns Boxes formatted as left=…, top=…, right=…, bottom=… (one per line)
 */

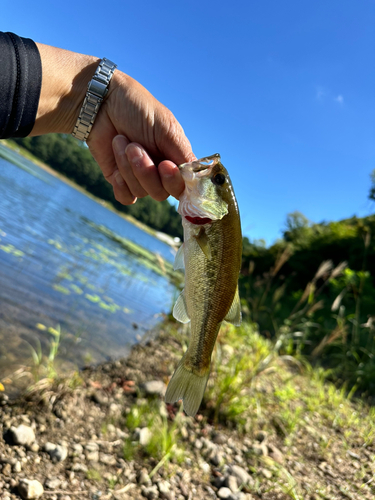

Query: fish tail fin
left=165, top=353, right=210, bottom=417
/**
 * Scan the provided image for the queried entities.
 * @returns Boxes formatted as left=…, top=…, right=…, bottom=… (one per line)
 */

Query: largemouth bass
left=165, top=154, right=242, bottom=417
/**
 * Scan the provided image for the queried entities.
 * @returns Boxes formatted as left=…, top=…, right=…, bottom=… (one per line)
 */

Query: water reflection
left=0, top=144, right=179, bottom=394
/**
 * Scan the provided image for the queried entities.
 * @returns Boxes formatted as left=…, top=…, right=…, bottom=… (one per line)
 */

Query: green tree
left=369, top=170, right=375, bottom=201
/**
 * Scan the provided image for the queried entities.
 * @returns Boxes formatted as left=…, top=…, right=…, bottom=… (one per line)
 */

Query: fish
left=165, top=153, right=242, bottom=417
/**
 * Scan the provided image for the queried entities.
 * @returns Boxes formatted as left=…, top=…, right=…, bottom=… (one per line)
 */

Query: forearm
left=31, top=44, right=99, bottom=136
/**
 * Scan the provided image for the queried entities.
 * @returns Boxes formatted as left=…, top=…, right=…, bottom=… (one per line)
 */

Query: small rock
left=138, top=427, right=152, bottom=446
left=85, top=441, right=99, bottom=452
left=229, top=465, right=252, bottom=486
left=10, top=478, right=18, bottom=488
left=71, top=463, right=88, bottom=473
left=91, top=391, right=109, bottom=406
left=16, top=448, right=26, bottom=458
left=44, top=477, right=61, bottom=489
left=29, top=443, right=39, bottom=453
left=218, top=487, right=233, bottom=499
left=200, top=461, right=211, bottom=473
left=85, top=441, right=99, bottom=462
left=86, top=450, right=99, bottom=462
left=18, top=479, right=44, bottom=499
left=212, top=432, right=227, bottom=445
left=9, top=425, right=35, bottom=446
left=108, top=403, right=121, bottom=415
left=194, top=439, right=203, bottom=450
left=141, top=484, right=159, bottom=500
left=71, top=443, right=83, bottom=455
left=158, top=480, right=174, bottom=499
left=142, top=380, right=166, bottom=396
left=225, top=476, right=238, bottom=493
left=44, top=442, right=68, bottom=462
left=0, top=455, right=16, bottom=465
left=180, top=426, right=188, bottom=440
left=106, top=424, right=116, bottom=434
left=347, top=450, right=361, bottom=460
left=2, top=463, right=11, bottom=476
left=137, top=469, right=151, bottom=485
left=13, top=460, right=22, bottom=473
left=99, top=453, right=117, bottom=465
left=0, top=393, right=9, bottom=405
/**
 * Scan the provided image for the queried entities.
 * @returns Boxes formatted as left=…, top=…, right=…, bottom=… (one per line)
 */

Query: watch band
left=72, top=58, right=117, bottom=142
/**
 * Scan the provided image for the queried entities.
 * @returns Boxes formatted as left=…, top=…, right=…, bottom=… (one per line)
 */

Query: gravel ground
left=0, top=326, right=374, bottom=500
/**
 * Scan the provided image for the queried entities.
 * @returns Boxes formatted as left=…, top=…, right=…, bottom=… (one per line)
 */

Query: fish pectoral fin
left=224, top=285, right=242, bottom=326
left=165, top=353, right=210, bottom=417
left=173, top=244, right=185, bottom=271
left=172, top=290, right=190, bottom=324
left=193, top=227, right=212, bottom=260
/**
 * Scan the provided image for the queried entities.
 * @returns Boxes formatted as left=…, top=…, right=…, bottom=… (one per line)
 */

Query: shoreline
left=0, top=321, right=374, bottom=500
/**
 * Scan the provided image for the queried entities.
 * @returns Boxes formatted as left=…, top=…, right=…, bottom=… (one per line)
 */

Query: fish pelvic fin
left=173, top=244, right=185, bottom=271
left=165, top=353, right=210, bottom=417
left=224, top=285, right=242, bottom=326
left=173, top=290, right=190, bottom=324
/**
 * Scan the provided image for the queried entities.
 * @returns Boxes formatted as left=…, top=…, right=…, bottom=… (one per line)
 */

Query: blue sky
left=3, top=1, right=375, bottom=244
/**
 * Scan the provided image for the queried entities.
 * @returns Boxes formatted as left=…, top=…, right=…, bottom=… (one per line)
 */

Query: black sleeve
left=0, top=32, right=42, bottom=139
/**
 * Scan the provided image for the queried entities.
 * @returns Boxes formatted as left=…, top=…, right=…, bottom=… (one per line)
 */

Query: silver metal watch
left=72, top=58, right=117, bottom=142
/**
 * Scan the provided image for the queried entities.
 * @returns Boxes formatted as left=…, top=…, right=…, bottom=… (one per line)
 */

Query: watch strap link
left=72, top=58, right=117, bottom=142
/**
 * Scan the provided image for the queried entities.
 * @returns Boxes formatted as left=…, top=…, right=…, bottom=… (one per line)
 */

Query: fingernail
left=126, top=145, right=143, bottom=162
left=113, top=135, right=128, bottom=155
left=114, top=170, right=125, bottom=186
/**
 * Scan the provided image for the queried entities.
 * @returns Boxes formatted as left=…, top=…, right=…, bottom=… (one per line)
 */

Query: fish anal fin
left=173, top=244, right=185, bottom=271
left=165, top=353, right=210, bottom=417
left=224, top=286, right=242, bottom=326
left=172, top=290, right=190, bottom=324
left=193, top=227, right=212, bottom=260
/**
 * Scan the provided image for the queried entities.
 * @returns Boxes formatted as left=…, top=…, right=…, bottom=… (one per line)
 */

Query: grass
left=26, top=324, right=61, bottom=383
left=122, top=399, right=186, bottom=468
left=1, top=323, right=84, bottom=401
left=162, top=318, right=375, bottom=497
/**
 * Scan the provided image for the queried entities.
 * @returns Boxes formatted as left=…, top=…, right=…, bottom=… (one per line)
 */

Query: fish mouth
left=179, top=154, right=221, bottom=174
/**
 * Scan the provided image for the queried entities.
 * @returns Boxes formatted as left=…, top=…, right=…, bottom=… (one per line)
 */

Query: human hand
left=88, top=71, right=195, bottom=204
left=32, top=43, right=195, bottom=204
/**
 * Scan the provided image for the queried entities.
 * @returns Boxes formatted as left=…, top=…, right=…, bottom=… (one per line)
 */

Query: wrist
left=31, top=43, right=99, bottom=136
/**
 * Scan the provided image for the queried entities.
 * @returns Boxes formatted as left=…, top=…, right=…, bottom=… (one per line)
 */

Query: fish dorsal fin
left=224, top=286, right=242, bottom=326
left=173, top=244, right=185, bottom=271
left=193, top=227, right=212, bottom=260
left=173, top=290, right=190, bottom=324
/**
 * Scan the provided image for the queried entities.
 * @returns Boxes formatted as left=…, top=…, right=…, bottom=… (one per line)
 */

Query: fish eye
left=212, top=173, right=226, bottom=186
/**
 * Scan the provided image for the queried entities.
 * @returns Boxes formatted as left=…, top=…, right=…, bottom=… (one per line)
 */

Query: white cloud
left=334, top=95, right=344, bottom=105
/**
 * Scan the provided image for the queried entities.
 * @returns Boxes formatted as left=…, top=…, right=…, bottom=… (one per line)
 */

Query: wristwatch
left=72, top=58, right=117, bottom=142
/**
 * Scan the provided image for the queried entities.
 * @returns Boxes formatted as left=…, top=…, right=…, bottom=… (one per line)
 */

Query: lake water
left=0, top=143, right=179, bottom=393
